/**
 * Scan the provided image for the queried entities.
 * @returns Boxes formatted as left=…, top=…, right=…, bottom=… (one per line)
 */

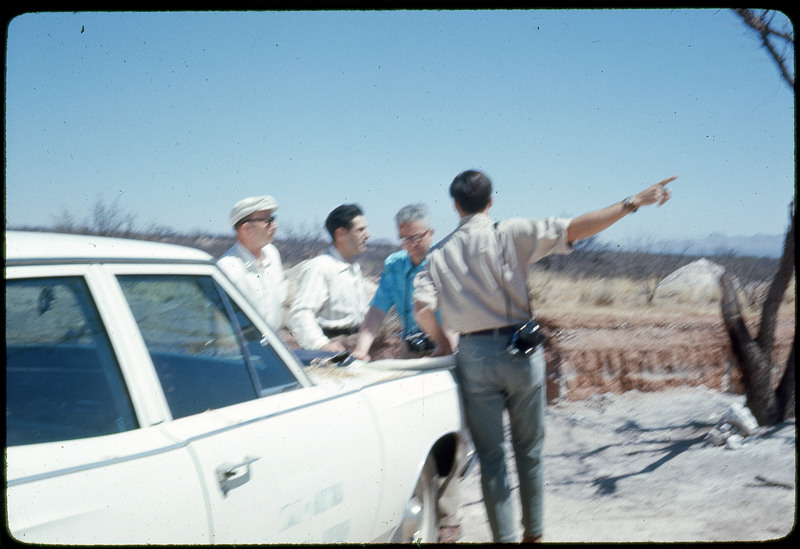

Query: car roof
left=5, top=231, right=213, bottom=264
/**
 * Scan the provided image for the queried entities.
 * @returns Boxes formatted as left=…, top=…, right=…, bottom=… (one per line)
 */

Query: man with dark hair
left=449, top=169, right=493, bottom=213
left=323, top=204, right=363, bottom=242
left=287, top=204, right=370, bottom=351
left=414, top=169, right=676, bottom=542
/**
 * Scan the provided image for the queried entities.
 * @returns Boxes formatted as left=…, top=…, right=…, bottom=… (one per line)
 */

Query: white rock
left=725, top=434, right=744, bottom=450
left=724, top=402, right=759, bottom=436
left=655, top=258, right=729, bottom=301
left=705, top=428, right=727, bottom=447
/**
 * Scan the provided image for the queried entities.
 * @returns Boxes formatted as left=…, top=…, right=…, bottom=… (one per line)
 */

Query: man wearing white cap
left=217, top=195, right=287, bottom=331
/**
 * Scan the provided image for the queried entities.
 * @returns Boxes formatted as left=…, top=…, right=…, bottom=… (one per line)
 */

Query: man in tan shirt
left=414, top=169, right=675, bottom=542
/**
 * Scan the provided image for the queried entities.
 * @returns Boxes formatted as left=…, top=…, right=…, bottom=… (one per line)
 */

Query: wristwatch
left=623, top=196, right=638, bottom=213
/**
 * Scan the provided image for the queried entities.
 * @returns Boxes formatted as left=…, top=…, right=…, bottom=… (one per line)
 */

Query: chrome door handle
left=216, top=456, right=260, bottom=497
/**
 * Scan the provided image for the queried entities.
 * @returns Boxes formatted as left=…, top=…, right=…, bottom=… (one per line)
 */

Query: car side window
left=5, top=277, right=138, bottom=446
left=117, top=275, right=298, bottom=420
left=229, top=298, right=301, bottom=394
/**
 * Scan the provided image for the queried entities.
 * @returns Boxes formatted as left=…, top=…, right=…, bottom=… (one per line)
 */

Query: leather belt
left=322, top=326, right=359, bottom=338
left=462, top=324, right=520, bottom=338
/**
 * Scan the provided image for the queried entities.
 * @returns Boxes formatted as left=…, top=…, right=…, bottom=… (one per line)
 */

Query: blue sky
left=5, top=9, right=795, bottom=251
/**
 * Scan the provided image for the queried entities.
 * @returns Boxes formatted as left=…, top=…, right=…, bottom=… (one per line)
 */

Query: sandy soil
left=455, top=386, right=796, bottom=543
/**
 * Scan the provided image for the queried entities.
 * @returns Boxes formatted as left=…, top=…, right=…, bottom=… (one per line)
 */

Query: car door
left=5, top=268, right=209, bottom=544
left=114, top=270, right=385, bottom=543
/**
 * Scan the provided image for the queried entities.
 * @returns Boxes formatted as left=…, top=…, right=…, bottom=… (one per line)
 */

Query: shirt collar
left=326, top=245, right=360, bottom=274
left=401, top=250, right=426, bottom=272
left=233, top=241, right=259, bottom=269
left=458, top=212, right=493, bottom=230
left=326, top=245, right=347, bottom=263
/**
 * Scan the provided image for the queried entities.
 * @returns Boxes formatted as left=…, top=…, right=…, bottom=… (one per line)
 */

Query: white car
left=5, top=231, right=469, bottom=544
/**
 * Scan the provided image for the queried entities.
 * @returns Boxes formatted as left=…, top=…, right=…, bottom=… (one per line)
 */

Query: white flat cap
left=229, top=195, right=279, bottom=226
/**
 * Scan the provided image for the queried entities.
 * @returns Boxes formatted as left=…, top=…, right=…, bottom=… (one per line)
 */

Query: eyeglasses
left=245, top=215, right=276, bottom=225
left=399, top=229, right=430, bottom=245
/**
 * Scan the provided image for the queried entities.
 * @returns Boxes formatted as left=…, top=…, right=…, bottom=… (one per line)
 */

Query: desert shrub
left=593, top=292, right=616, bottom=307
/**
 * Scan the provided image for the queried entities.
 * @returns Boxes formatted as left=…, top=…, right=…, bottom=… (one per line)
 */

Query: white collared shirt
left=287, top=246, right=368, bottom=350
left=217, top=241, right=287, bottom=331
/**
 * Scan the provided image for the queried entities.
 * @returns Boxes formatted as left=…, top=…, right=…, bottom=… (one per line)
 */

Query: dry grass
left=527, top=270, right=796, bottom=320
left=354, top=268, right=795, bottom=327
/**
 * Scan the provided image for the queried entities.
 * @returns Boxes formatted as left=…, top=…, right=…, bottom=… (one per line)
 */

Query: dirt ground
left=455, top=386, right=796, bottom=543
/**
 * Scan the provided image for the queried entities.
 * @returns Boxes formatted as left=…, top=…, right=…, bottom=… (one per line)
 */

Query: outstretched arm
left=567, top=176, right=677, bottom=245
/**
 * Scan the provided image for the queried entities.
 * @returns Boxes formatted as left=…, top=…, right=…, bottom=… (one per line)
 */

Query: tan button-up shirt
left=413, top=213, right=573, bottom=334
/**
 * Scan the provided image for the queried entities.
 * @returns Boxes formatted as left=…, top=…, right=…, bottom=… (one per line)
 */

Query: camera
left=404, top=332, right=435, bottom=353
left=507, top=320, right=546, bottom=357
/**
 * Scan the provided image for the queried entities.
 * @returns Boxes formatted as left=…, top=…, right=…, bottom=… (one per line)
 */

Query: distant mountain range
left=642, top=233, right=787, bottom=258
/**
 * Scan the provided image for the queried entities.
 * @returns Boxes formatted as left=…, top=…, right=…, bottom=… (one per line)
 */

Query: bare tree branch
left=734, top=9, right=795, bottom=89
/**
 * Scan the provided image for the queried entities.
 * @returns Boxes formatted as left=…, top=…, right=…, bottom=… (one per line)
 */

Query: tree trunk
left=720, top=203, right=795, bottom=425
left=756, top=208, right=794, bottom=355
left=720, top=274, right=779, bottom=425
left=775, top=334, right=796, bottom=421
